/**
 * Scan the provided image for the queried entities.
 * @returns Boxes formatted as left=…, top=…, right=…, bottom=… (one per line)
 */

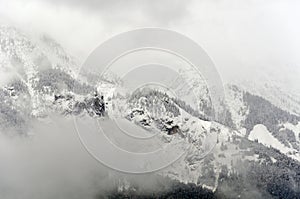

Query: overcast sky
left=0, top=0, right=300, bottom=92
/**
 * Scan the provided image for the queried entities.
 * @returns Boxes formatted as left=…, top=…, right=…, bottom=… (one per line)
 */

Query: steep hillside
left=1, top=26, right=300, bottom=198
left=110, top=87, right=300, bottom=198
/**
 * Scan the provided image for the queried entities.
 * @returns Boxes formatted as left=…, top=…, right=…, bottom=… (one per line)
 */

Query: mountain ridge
left=0, top=25, right=300, bottom=198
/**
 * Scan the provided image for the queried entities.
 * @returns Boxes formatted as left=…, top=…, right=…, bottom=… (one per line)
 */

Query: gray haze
left=0, top=115, right=171, bottom=199
left=1, top=0, right=299, bottom=94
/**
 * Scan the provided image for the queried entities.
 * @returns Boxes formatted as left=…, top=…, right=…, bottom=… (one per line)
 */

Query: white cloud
left=0, top=0, right=299, bottom=92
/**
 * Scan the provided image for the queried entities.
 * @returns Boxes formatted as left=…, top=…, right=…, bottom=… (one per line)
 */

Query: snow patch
left=248, top=124, right=289, bottom=153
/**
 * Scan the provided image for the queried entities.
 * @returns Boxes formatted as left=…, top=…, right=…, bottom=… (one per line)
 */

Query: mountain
left=0, top=26, right=300, bottom=198
left=114, top=86, right=300, bottom=198
left=226, top=85, right=300, bottom=159
left=0, top=25, right=97, bottom=133
left=231, top=72, right=300, bottom=116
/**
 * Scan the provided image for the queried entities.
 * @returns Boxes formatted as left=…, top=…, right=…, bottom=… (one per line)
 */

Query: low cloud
left=0, top=114, right=172, bottom=199
left=0, top=115, right=110, bottom=199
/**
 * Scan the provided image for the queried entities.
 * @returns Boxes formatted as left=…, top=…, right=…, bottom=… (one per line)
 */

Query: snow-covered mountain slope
left=109, top=87, right=300, bottom=197
left=232, top=77, right=300, bottom=116
left=168, top=68, right=212, bottom=115
left=225, top=84, right=300, bottom=159
left=0, top=26, right=77, bottom=78
left=167, top=67, right=300, bottom=162
left=0, top=26, right=98, bottom=132
left=249, top=124, right=299, bottom=159
left=1, top=25, right=300, bottom=198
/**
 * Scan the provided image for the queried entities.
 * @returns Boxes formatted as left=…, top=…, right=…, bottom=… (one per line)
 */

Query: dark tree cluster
left=217, top=138, right=300, bottom=199
left=243, top=91, right=300, bottom=146
left=106, top=182, right=218, bottom=199
left=36, top=68, right=94, bottom=95
left=129, top=88, right=180, bottom=117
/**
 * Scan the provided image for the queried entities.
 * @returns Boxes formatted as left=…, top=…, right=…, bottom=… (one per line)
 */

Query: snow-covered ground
left=249, top=124, right=300, bottom=161
left=249, top=124, right=289, bottom=152
left=225, top=85, right=248, bottom=128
